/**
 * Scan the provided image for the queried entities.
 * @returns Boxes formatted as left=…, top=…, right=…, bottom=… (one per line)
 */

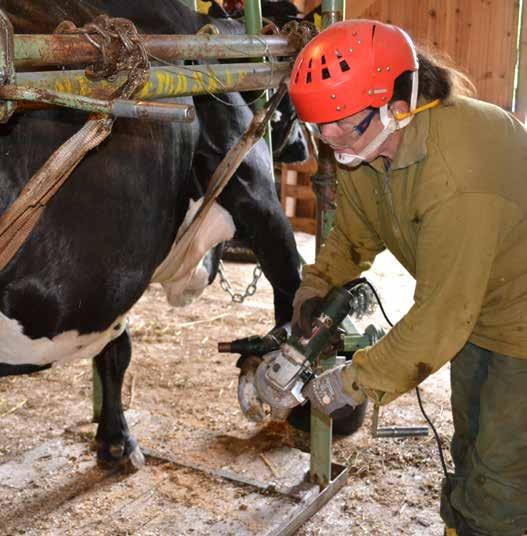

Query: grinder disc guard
left=255, top=350, right=307, bottom=411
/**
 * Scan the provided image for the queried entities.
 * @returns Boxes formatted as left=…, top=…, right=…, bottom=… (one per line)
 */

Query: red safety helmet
left=289, top=20, right=418, bottom=124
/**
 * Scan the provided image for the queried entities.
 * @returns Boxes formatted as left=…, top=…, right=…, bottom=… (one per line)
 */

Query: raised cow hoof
left=287, top=400, right=368, bottom=437
left=96, top=436, right=145, bottom=472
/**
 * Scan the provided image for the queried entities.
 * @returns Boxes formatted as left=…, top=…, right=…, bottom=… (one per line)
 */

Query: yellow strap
left=394, top=98, right=441, bottom=121
left=445, top=528, right=458, bottom=536
left=197, top=0, right=212, bottom=14
left=314, top=13, right=322, bottom=31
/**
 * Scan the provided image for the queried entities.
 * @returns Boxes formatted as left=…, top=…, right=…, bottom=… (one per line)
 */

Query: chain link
left=218, top=261, right=263, bottom=303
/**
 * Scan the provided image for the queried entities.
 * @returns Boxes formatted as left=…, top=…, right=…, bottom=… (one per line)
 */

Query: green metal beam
left=15, top=62, right=291, bottom=99
left=0, top=85, right=195, bottom=121
left=14, top=34, right=298, bottom=70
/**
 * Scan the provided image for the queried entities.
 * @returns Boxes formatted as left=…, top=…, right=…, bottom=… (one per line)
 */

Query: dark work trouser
left=440, top=342, right=527, bottom=536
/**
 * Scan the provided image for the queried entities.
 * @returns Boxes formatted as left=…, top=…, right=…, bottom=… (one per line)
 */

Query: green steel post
left=310, top=407, right=333, bottom=487
left=321, top=0, right=345, bottom=28
left=244, top=0, right=274, bottom=178
left=243, top=0, right=264, bottom=40
left=310, top=0, right=345, bottom=489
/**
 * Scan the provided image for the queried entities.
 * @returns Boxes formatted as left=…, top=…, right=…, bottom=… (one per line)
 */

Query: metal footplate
left=267, top=462, right=351, bottom=536
left=143, top=446, right=350, bottom=536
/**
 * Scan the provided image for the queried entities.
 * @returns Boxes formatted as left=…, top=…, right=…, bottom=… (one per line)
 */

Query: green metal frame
left=0, top=85, right=195, bottom=122
left=14, top=33, right=297, bottom=69
left=310, top=0, right=345, bottom=489
left=244, top=0, right=274, bottom=172
left=16, top=62, right=291, bottom=100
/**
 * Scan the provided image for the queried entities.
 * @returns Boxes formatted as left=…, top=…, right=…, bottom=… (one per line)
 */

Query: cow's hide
left=0, top=0, right=302, bottom=365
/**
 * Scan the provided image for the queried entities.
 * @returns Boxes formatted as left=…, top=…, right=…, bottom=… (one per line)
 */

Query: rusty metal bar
left=0, top=85, right=195, bottom=122
left=14, top=33, right=297, bottom=70
left=0, top=10, right=14, bottom=122
left=15, top=62, right=290, bottom=99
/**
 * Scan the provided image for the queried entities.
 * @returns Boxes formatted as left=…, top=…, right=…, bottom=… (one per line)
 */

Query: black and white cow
left=0, top=0, right=304, bottom=469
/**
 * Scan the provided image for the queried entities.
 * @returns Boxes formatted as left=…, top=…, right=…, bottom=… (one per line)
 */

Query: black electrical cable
left=359, top=279, right=451, bottom=484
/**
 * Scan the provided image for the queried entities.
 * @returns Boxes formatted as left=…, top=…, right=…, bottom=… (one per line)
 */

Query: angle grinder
left=254, top=278, right=370, bottom=412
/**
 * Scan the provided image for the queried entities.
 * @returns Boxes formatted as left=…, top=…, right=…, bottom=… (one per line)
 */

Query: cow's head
left=198, top=1, right=311, bottom=165
left=271, top=93, right=310, bottom=164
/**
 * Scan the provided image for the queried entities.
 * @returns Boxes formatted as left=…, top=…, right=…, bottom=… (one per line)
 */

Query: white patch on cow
left=0, top=312, right=127, bottom=366
left=152, top=198, right=235, bottom=306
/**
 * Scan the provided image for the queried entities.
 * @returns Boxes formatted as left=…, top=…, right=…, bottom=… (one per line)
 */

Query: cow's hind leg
left=93, top=330, right=144, bottom=471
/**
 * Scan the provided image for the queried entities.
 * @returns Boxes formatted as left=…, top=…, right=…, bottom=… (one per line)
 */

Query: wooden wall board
left=344, top=0, right=520, bottom=109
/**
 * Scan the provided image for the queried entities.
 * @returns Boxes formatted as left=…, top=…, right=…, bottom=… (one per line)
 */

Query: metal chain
left=218, top=261, right=263, bottom=303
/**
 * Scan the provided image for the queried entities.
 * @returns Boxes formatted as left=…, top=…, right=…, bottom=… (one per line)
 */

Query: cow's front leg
left=93, top=330, right=144, bottom=471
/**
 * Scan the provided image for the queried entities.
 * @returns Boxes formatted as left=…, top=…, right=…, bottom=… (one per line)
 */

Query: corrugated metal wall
left=345, top=0, right=520, bottom=109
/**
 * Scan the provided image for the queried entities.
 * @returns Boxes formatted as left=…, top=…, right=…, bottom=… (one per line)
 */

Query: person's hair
left=391, top=44, right=477, bottom=104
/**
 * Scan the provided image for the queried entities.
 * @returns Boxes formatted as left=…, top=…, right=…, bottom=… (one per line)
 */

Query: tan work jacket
left=302, top=96, right=527, bottom=404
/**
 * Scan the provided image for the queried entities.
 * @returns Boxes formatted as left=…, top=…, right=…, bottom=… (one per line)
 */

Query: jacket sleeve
left=343, top=193, right=507, bottom=405
left=302, top=169, right=385, bottom=293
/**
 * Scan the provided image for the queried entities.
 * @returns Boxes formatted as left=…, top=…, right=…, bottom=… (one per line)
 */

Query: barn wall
left=345, top=0, right=520, bottom=110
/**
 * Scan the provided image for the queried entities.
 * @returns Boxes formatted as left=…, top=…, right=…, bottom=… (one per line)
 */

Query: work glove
left=302, top=364, right=366, bottom=417
left=291, top=286, right=327, bottom=338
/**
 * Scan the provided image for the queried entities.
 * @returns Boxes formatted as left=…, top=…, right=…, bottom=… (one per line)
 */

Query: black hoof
left=287, top=400, right=368, bottom=437
left=96, top=436, right=145, bottom=472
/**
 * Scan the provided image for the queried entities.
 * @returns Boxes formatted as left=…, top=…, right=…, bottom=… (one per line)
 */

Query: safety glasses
left=306, top=108, right=377, bottom=148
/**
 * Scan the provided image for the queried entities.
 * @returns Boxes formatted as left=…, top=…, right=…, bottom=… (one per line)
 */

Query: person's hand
left=302, top=364, right=365, bottom=417
left=291, top=287, right=326, bottom=338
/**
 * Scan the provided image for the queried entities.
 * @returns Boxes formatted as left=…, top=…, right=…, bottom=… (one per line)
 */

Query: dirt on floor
left=0, top=234, right=453, bottom=535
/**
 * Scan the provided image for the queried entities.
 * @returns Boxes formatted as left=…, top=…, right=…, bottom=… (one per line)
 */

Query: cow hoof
left=287, top=400, right=368, bottom=437
left=127, top=446, right=146, bottom=471
left=96, top=437, right=145, bottom=472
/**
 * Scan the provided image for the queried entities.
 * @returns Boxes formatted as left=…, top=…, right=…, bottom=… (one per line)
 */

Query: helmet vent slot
left=335, top=49, right=343, bottom=58
left=322, top=68, right=331, bottom=80
left=306, top=71, right=312, bottom=84
left=339, top=60, right=350, bottom=72
left=308, top=58, right=313, bottom=68
left=321, top=55, right=326, bottom=65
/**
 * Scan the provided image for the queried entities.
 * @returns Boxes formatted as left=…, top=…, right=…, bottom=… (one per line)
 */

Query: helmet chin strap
left=335, top=71, right=420, bottom=167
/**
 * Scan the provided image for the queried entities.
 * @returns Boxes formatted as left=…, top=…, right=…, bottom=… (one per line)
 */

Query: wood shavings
left=0, top=399, right=27, bottom=418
